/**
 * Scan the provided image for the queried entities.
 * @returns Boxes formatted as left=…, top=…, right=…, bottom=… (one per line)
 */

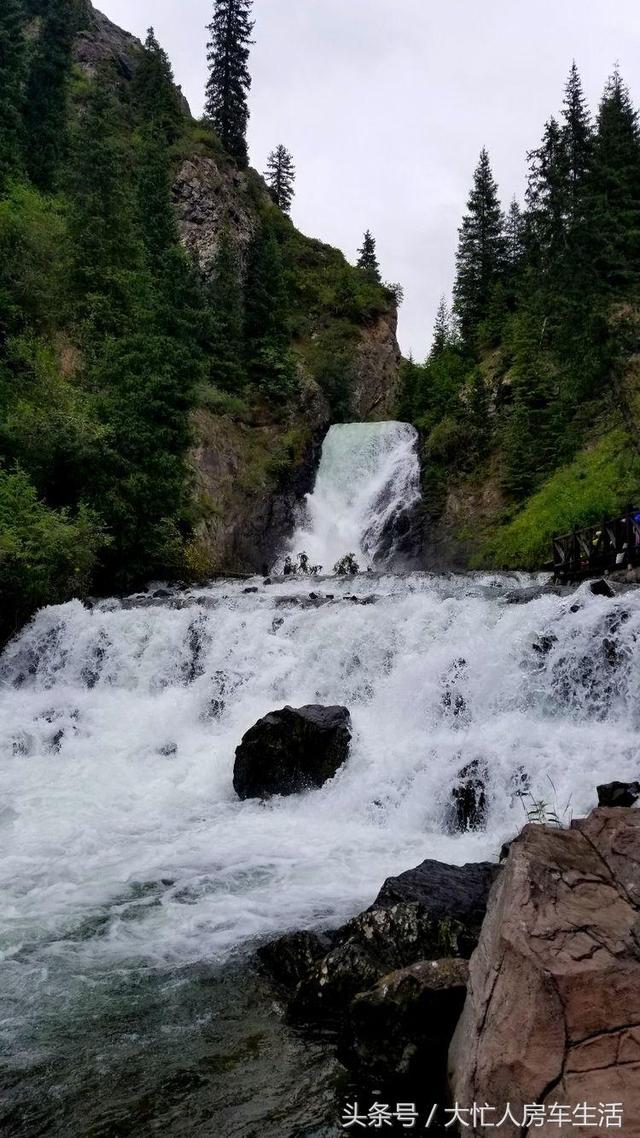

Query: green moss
left=475, top=422, right=640, bottom=569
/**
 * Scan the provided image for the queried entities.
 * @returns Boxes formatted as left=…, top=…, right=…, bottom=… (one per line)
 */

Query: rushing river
left=1, top=424, right=639, bottom=1136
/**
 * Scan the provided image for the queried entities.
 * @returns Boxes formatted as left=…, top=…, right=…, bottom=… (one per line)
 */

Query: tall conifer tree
left=525, top=117, right=567, bottom=271
left=589, top=68, right=640, bottom=289
left=264, top=145, right=296, bottom=214
left=205, top=0, right=254, bottom=167
left=431, top=296, right=451, bottom=356
left=561, top=62, right=593, bottom=226
left=0, top=0, right=26, bottom=189
left=453, top=147, right=506, bottom=345
left=505, top=198, right=525, bottom=270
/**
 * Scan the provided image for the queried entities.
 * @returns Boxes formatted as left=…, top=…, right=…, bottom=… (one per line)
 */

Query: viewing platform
left=552, top=506, right=640, bottom=582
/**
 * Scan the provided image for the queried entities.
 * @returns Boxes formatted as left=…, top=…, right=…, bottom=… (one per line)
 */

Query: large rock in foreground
left=233, top=704, right=351, bottom=799
left=449, top=809, right=640, bottom=1136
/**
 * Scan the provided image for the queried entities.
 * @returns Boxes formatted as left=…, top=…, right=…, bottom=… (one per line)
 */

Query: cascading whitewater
left=2, top=483, right=640, bottom=1133
left=285, top=421, right=421, bottom=571
left=1, top=574, right=639, bottom=976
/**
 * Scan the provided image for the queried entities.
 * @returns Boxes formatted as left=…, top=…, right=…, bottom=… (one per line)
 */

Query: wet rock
left=590, top=577, right=615, bottom=598
left=243, top=586, right=259, bottom=594
left=597, top=780, right=640, bottom=807
left=274, top=595, right=332, bottom=609
left=373, top=857, right=498, bottom=949
left=233, top=704, right=351, bottom=799
left=449, top=809, right=640, bottom=1135
left=292, top=903, right=464, bottom=1019
left=503, top=583, right=564, bottom=605
left=531, top=633, right=557, bottom=656
left=447, top=759, right=488, bottom=832
left=442, top=657, right=468, bottom=720
left=256, top=930, right=333, bottom=991
left=345, top=957, right=468, bottom=1084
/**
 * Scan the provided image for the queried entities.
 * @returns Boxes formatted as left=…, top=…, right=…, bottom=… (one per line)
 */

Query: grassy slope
left=472, top=417, right=640, bottom=569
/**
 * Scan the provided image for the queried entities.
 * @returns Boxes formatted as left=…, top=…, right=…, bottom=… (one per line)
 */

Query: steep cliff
left=71, top=9, right=403, bottom=575
left=171, top=150, right=401, bottom=572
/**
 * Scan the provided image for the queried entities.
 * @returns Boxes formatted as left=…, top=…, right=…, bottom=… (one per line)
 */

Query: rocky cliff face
left=173, top=152, right=402, bottom=572
left=449, top=808, right=640, bottom=1135
left=349, top=308, right=402, bottom=420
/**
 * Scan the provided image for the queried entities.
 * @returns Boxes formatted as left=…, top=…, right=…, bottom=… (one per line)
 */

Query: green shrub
left=0, top=465, right=104, bottom=629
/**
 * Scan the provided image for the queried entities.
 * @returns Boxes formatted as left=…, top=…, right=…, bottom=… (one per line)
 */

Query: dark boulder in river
left=597, top=779, right=640, bottom=807
left=233, top=704, right=351, bottom=799
left=372, top=856, right=499, bottom=940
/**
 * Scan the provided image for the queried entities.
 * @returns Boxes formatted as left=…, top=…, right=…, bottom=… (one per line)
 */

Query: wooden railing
left=552, top=506, right=640, bottom=581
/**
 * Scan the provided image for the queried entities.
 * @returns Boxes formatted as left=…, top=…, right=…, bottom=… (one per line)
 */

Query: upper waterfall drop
left=286, top=421, right=422, bottom=572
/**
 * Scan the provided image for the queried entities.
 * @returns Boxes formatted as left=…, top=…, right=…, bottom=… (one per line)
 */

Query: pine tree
left=0, top=0, right=26, bottom=190
left=23, top=0, right=76, bottom=191
left=264, top=144, right=296, bottom=214
left=561, top=62, right=593, bottom=227
left=431, top=296, right=451, bottom=355
left=244, top=221, right=295, bottom=399
left=524, top=117, right=567, bottom=271
left=132, top=27, right=184, bottom=145
left=453, top=147, right=506, bottom=345
left=588, top=68, right=640, bottom=289
left=505, top=198, right=525, bottom=270
left=205, top=0, right=254, bottom=167
left=357, top=230, right=381, bottom=283
left=209, top=231, right=246, bottom=391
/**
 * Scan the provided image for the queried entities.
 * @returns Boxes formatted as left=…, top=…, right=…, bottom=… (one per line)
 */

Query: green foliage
left=476, top=425, right=640, bottom=569
left=69, top=78, right=147, bottom=343
left=356, top=229, right=381, bottom=283
left=0, top=464, right=103, bottom=632
left=412, top=63, right=640, bottom=563
left=0, top=0, right=26, bottom=189
left=23, top=0, right=79, bottom=191
left=0, top=183, right=69, bottom=335
left=244, top=219, right=296, bottom=399
left=89, top=334, right=196, bottom=585
left=205, top=0, right=254, bottom=166
left=453, top=148, right=506, bottom=345
left=588, top=70, right=640, bottom=290
left=304, top=323, right=357, bottom=420
left=209, top=231, right=246, bottom=392
left=131, top=27, right=184, bottom=145
left=264, top=144, right=295, bottom=214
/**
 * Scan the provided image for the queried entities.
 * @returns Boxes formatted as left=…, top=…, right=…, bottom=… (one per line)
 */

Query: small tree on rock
left=357, top=230, right=381, bottom=283
left=264, top=144, right=296, bottom=213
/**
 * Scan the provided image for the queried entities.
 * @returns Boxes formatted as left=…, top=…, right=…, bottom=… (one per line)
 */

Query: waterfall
left=286, top=421, right=421, bottom=572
